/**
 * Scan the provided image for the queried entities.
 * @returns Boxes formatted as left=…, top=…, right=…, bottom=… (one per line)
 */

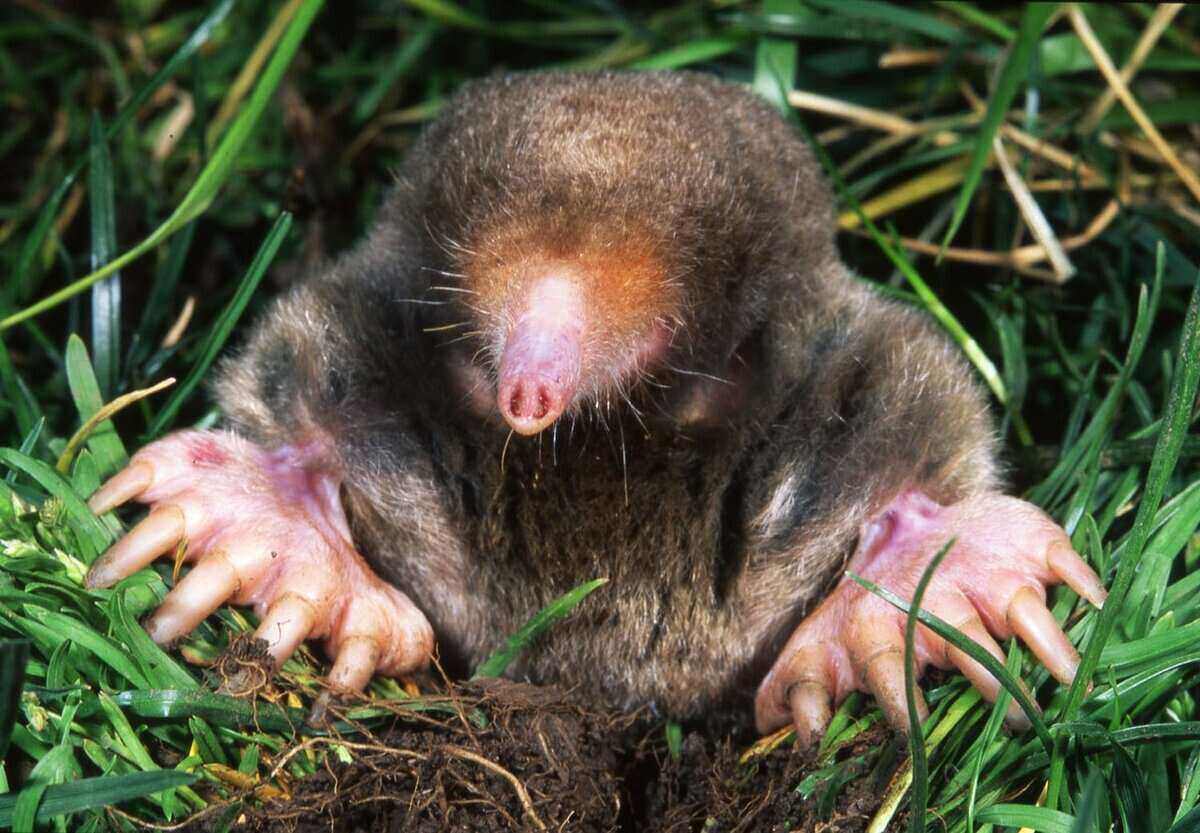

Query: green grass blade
left=753, top=0, right=800, bottom=115
left=1129, top=479, right=1200, bottom=634
left=0, top=770, right=197, bottom=827
left=665, top=720, right=683, bottom=761
left=849, top=572, right=1053, bottom=751
left=631, top=36, right=745, bottom=71
left=939, top=3, right=1054, bottom=251
left=805, top=0, right=964, bottom=44
left=1141, top=741, right=1171, bottom=833
left=11, top=781, right=48, bottom=832
left=1170, top=807, right=1200, bottom=833
left=107, top=590, right=198, bottom=691
left=1177, top=746, right=1200, bottom=824
left=8, top=178, right=70, bottom=310
left=967, top=644, right=1021, bottom=832
left=187, top=717, right=227, bottom=766
left=0, top=0, right=321, bottom=333
left=96, top=692, right=182, bottom=817
left=1064, top=723, right=1200, bottom=747
left=975, top=804, right=1075, bottom=833
left=934, top=1, right=1015, bottom=41
left=15, top=418, right=44, bottom=461
left=113, top=689, right=308, bottom=734
left=112, top=687, right=482, bottom=732
left=473, top=578, right=609, bottom=679
left=1097, top=622, right=1200, bottom=671
left=403, top=0, right=487, bottom=31
left=146, top=211, right=292, bottom=438
left=1111, top=739, right=1150, bottom=833
left=1069, top=769, right=1104, bottom=833
left=5, top=418, right=44, bottom=485
left=87, top=113, right=120, bottom=400
left=904, top=539, right=955, bottom=833
left=23, top=609, right=150, bottom=689
left=65, top=335, right=128, bottom=478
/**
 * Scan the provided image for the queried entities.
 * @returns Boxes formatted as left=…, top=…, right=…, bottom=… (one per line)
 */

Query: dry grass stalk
left=162, top=296, right=197, bottom=349
left=992, top=135, right=1075, bottom=282
left=53, top=183, right=85, bottom=237
left=838, top=155, right=972, bottom=229
left=1077, top=3, right=1185, bottom=134
left=207, top=0, right=307, bottom=147
left=788, top=89, right=924, bottom=137
left=1000, top=124, right=1104, bottom=182
left=1029, top=173, right=1158, bottom=192
left=1068, top=3, right=1200, bottom=203
left=152, top=91, right=195, bottom=162
left=856, top=198, right=1121, bottom=281
left=878, top=48, right=961, bottom=69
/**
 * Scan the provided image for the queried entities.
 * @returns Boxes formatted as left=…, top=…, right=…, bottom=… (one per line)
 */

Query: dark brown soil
left=179, top=675, right=894, bottom=833
left=641, top=724, right=896, bottom=832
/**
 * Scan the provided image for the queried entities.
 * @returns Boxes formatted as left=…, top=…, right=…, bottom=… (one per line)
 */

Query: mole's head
left=396, top=70, right=834, bottom=436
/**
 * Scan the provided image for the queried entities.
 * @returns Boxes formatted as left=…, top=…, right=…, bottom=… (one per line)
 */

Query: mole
left=84, top=70, right=1106, bottom=744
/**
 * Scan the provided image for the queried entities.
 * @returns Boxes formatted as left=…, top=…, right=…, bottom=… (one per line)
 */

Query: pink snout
left=495, top=276, right=585, bottom=436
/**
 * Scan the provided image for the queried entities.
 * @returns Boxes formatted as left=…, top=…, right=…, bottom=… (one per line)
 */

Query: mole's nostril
left=509, top=386, right=524, bottom=417
left=533, top=388, right=550, bottom=420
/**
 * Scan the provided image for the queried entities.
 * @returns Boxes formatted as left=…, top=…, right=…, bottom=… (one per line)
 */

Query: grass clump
left=1, top=1, right=1199, bottom=830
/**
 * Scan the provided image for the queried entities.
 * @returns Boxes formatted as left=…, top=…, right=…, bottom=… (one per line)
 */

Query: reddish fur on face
left=463, top=218, right=679, bottom=408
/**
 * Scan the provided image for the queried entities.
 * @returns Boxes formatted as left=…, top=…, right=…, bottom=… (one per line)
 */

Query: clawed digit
left=756, top=491, right=1107, bottom=743
left=86, top=505, right=185, bottom=590
left=83, top=431, right=434, bottom=694
left=87, top=461, right=154, bottom=516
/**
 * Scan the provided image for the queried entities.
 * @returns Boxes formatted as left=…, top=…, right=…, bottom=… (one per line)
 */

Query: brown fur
left=214, top=71, right=998, bottom=718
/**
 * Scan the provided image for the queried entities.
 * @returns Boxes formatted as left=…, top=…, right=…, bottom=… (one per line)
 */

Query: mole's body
left=87, top=72, right=1105, bottom=739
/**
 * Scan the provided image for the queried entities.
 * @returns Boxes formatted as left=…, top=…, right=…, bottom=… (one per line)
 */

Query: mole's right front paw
left=85, top=429, right=434, bottom=692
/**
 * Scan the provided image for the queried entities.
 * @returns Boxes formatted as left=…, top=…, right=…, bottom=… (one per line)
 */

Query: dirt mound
left=182, top=677, right=889, bottom=832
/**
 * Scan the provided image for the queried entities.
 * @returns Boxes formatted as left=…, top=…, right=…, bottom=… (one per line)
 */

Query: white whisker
left=666, top=364, right=731, bottom=385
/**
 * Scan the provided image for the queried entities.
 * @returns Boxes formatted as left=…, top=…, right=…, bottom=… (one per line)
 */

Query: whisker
left=420, top=268, right=469, bottom=280
left=428, top=283, right=476, bottom=294
left=619, top=389, right=648, bottom=434
left=617, top=415, right=629, bottom=507
left=666, top=364, right=731, bottom=385
left=442, top=330, right=485, bottom=346
left=500, top=429, right=514, bottom=475
left=638, top=366, right=670, bottom=390
left=423, top=322, right=469, bottom=333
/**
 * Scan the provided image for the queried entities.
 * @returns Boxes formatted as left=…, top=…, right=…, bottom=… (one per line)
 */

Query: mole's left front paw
left=755, top=490, right=1107, bottom=744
